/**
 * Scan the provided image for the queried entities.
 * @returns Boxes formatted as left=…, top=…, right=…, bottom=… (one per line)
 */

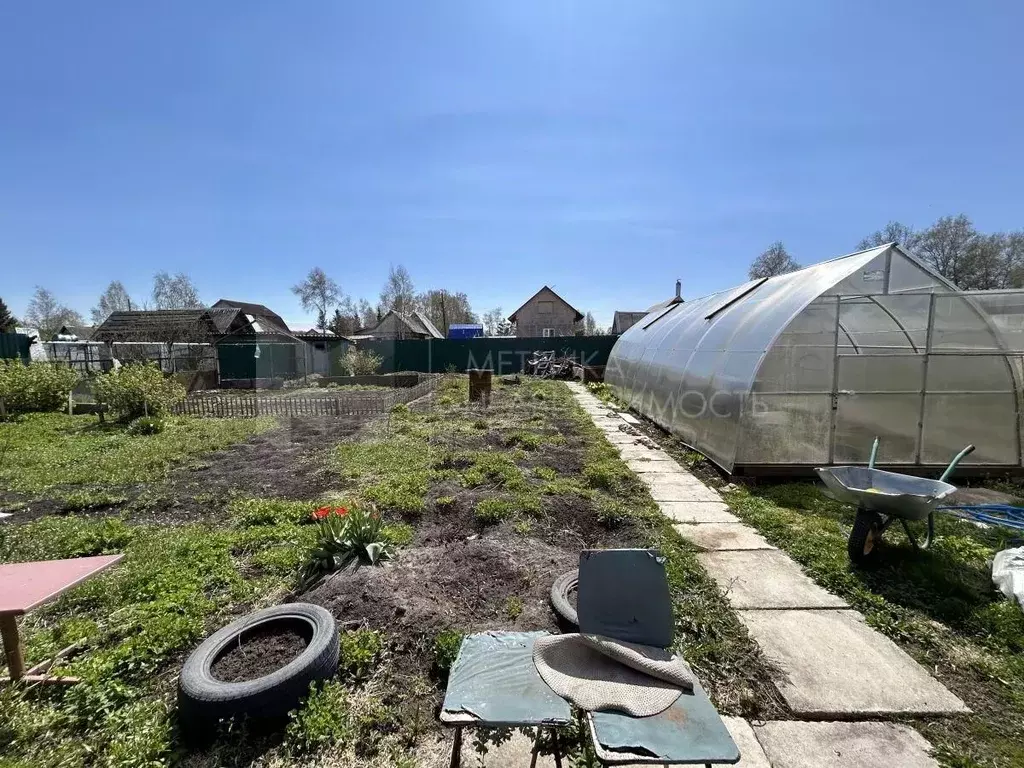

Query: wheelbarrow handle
left=939, top=444, right=976, bottom=482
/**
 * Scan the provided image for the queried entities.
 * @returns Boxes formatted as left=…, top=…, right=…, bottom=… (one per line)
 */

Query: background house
left=362, top=309, right=444, bottom=340
left=610, top=311, right=648, bottom=335
left=211, top=299, right=291, bottom=333
left=508, top=286, right=583, bottom=337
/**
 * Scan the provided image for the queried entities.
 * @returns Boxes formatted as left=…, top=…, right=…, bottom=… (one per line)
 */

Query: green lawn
left=0, top=413, right=273, bottom=499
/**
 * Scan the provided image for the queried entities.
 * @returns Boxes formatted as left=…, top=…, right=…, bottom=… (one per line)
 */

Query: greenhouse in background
left=606, top=243, right=1024, bottom=475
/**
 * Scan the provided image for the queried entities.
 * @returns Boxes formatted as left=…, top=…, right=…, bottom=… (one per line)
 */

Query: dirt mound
left=304, top=536, right=576, bottom=636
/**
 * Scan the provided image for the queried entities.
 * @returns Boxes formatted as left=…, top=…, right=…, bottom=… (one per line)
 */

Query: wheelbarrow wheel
left=849, top=509, right=883, bottom=565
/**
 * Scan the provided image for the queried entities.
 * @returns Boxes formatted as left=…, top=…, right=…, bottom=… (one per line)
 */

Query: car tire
left=550, top=569, right=579, bottom=627
left=177, top=603, right=338, bottom=740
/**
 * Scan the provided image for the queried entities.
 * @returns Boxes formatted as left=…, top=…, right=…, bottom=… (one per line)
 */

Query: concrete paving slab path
left=675, top=523, right=777, bottom=551
left=753, top=720, right=940, bottom=768
left=659, top=501, right=740, bottom=524
left=723, top=718, right=772, bottom=768
left=625, top=457, right=681, bottom=472
left=456, top=731, right=557, bottom=767
left=617, top=445, right=674, bottom=462
left=644, top=476, right=723, bottom=503
left=739, top=609, right=969, bottom=716
left=698, top=549, right=848, bottom=609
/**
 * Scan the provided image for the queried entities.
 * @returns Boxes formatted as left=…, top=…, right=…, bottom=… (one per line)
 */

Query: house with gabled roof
left=507, top=286, right=583, bottom=338
left=361, top=309, right=444, bottom=340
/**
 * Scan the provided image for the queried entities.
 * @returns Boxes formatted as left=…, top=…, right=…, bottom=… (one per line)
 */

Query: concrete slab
left=659, top=501, right=739, bottom=523
left=626, top=458, right=681, bottom=474
left=457, top=730, right=558, bottom=767
left=738, top=609, right=969, bottom=716
left=753, top=721, right=939, bottom=768
left=674, top=523, right=776, bottom=551
left=619, top=413, right=642, bottom=425
left=602, top=432, right=643, bottom=445
left=643, top=475, right=723, bottom=503
left=617, top=445, right=674, bottom=462
left=723, top=718, right=772, bottom=768
left=698, top=550, right=848, bottom=609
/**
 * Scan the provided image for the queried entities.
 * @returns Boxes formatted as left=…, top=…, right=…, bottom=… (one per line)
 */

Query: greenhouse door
left=830, top=354, right=925, bottom=466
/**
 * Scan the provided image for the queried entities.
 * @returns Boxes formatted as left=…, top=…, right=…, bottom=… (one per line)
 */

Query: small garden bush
left=126, top=416, right=165, bottom=436
left=338, top=628, right=383, bottom=681
left=0, top=360, right=79, bottom=413
left=474, top=498, right=515, bottom=524
left=338, top=348, right=383, bottom=376
left=433, top=629, right=464, bottom=677
left=92, top=363, right=185, bottom=419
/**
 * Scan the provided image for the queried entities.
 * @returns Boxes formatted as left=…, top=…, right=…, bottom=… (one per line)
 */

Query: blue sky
left=2, top=1, right=1022, bottom=329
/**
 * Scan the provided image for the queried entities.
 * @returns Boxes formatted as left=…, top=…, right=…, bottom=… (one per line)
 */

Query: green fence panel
left=0, top=333, right=31, bottom=363
left=358, top=336, right=618, bottom=374
left=217, top=342, right=299, bottom=380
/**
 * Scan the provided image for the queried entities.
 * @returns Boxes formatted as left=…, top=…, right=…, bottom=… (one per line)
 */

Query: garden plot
left=0, top=376, right=781, bottom=768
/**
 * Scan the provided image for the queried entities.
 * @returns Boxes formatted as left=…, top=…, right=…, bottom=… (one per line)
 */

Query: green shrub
left=339, top=629, right=383, bottom=680
left=92, top=363, right=185, bottom=419
left=0, top=360, right=79, bottom=413
left=382, top=522, right=415, bottom=546
left=285, top=680, right=353, bottom=755
left=433, top=629, right=464, bottom=677
left=504, top=596, right=523, bottom=620
left=474, top=498, right=514, bottom=524
left=338, top=348, right=383, bottom=376
left=126, top=416, right=164, bottom=436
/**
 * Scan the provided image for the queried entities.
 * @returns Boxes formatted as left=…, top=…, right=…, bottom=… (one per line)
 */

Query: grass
left=725, top=482, right=1024, bottom=767
left=0, top=412, right=273, bottom=497
left=0, top=493, right=421, bottom=768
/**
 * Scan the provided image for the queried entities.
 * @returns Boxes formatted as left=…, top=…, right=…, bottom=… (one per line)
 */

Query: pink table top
left=0, top=555, right=124, bottom=616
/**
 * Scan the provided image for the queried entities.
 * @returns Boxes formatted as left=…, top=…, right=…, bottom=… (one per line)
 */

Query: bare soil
left=211, top=621, right=310, bottom=683
left=1, top=415, right=371, bottom=525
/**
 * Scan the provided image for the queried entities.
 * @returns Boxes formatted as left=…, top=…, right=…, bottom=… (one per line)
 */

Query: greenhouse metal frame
left=606, top=243, right=1024, bottom=475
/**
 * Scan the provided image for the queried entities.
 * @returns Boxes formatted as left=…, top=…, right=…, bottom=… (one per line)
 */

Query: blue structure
left=447, top=323, right=484, bottom=340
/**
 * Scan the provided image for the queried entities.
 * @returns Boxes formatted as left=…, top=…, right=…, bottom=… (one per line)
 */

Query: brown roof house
left=610, top=311, right=648, bottom=335
left=211, top=299, right=291, bottom=333
left=508, top=286, right=583, bottom=338
left=362, top=309, right=444, bottom=341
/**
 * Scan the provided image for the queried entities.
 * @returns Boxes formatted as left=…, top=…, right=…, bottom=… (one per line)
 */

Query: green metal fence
left=358, top=335, right=618, bottom=374
left=217, top=342, right=302, bottom=381
left=0, top=333, right=30, bottom=363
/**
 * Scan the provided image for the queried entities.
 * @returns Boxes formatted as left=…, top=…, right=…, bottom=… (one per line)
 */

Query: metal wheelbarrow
left=816, top=439, right=975, bottom=565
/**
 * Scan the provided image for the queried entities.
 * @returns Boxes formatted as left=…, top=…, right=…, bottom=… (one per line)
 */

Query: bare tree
left=417, top=289, right=475, bottom=335
left=24, top=287, right=84, bottom=340
left=857, top=221, right=920, bottom=251
left=292, top=267, right=341, bottom=332
left=379, top=265, right=416, bottom=315
left=583, top=311, right=603, bottom=335
left=152, top=272, right=203, bottom=310
left=357, top=298, right=377, bottom=330
left=482, top=307, right=504, bottom=336
left=91, top=280, right=134, bottom=325
left=916, top=214, right=978, bottom=288
left=749, top=242, right=800, bottom=279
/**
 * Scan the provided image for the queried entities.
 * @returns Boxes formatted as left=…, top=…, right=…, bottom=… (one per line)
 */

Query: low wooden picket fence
left=174, top=376, right=439, bottom=418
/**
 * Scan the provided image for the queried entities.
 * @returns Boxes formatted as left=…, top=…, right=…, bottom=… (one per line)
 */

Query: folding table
left=1, top=555, right=123, bottom=684
left=440, top=630, right=572, bottom=768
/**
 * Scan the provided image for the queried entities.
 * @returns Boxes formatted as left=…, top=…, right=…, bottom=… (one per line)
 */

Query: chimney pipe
left=675, top=279, right=682, bottom=300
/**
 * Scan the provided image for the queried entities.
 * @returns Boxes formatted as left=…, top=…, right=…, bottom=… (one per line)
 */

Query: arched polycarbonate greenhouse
left=606, top=243, right=1024, bottom=475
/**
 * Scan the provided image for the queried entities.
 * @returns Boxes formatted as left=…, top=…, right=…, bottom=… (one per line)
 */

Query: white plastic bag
left=992, top=546, right=1024, bottom=613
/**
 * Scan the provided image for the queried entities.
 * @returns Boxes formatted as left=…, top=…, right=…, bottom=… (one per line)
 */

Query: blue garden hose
left=935, top=504, right=1024, bottom=531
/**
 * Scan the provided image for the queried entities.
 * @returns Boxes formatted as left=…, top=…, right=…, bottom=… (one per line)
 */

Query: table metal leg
left=448, top=726, right=463, bottom=768
left=552, top=729, right=563, bottom=768
left=0, top=615, right=24, bottom=682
